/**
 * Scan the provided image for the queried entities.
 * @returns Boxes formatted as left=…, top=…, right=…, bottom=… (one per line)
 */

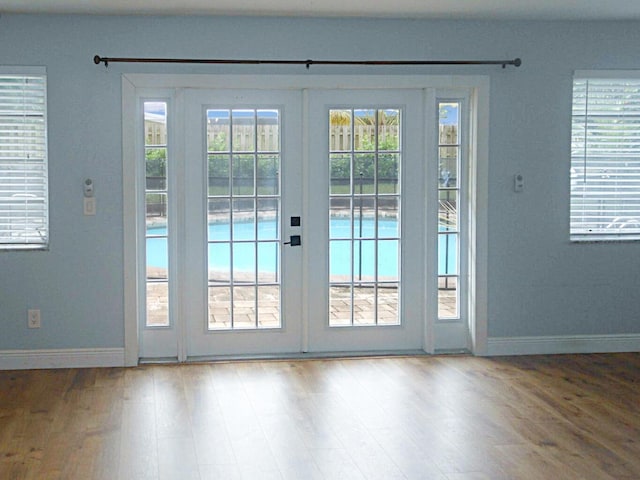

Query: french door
left=183, top=89, right=304, bottom=357
left=305, top=89, right=425, bottom=352
left=132, top=79, right=475, bottom=361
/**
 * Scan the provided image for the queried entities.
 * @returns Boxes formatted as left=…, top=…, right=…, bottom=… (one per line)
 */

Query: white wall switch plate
left=84, top=196, right=96, bottom=216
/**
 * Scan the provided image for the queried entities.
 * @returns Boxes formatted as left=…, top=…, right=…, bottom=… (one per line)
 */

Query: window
left=0, top=68, right=48, bottom=249
left=571, top=74, right=640, bottom=241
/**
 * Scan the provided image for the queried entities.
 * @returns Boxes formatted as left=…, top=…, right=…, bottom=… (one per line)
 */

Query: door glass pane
left=208, top=242, right=230, bottom=282
left=329, top=110, right=352, bottom=151
left=330, top=198, right=351, bottom=239
left=146, top=237, right=168, bottom=280
left=208, top=110, right=230, bottom=152
left=328, top=107, right=401, bottom=326
left=439, top=104, right=459, bottom=144
left=257, top=285, right=280, bottom=328
left=354, top=239, right=375, bottom=283
left=233, top=199, right=255, bottom=240
left=330, top=153, right=351, bottom=195
left=378, top=283, right=399, bottom=326
left=379, top=153, right=399, bottom=194
left=207, top=107, right=282, bottom=330
left=330, top=240, right=351, bottom=283
left=378, top=240, right=398, bottom=281
left=257, top=198, right=279, bottom=240
left=257, top=110, right=278, bottom=152
left=233, top=286, right=256, bottom=329
left=438, top=276, right=458, bottom=318
left=209, top=199, right=230, bottom=241
left=232, top=110, right=255, bottom=152
left=354, top=154, right=375, bottom=194
left=438, top=102, right=461, bottom=320
left=439, top=190, right=458, bottom=232
left=438, top=233, right=458, bottom=275
left=233, top=242, right=255, bottom=279
left=439, top=147, right=458, bottom=189
left=209, top=286, right=231, bottom=330
left=257, top=155, right=279, bottom=195
left=144, top=101, right=169, bottom=327
left=354, top=109, right=375, bottom=151
left=353, top=284, right=375, bottom=325
left=330, top=285, right=352, bottom=326
left=232, top=154, right=254, bottom=196
left=146, top=282, right=169, bottom=327
left=354, top=197, right=375, bottom=238
left=208, top=154, right=230, bottom=196
left=378, top=197, right=399, bottom=238
left=378, top=109, right=400, bottom=151
left=257, top=242, right=279, bottom=283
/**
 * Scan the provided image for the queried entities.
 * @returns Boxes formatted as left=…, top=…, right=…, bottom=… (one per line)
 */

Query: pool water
left=147, top=219, right=456, bottom=276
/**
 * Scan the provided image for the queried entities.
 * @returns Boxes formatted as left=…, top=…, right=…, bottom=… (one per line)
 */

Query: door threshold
left=185, top=349, right=430, bottom=363
left=138, top=349, right=474, bottom=365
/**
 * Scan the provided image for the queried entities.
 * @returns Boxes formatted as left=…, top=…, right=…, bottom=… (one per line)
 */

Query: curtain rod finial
left=94, top=55, right=109, bottom=67
left=514, top=58, right=522, bottom=67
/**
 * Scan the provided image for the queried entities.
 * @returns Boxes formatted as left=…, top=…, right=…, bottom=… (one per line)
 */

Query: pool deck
left=146, top=282, right=458, bottom=330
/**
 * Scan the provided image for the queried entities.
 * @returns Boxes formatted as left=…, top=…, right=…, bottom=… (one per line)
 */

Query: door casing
left=122, top=74, right=490, bottom=364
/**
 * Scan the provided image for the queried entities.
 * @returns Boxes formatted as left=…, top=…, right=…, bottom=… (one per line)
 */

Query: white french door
left=129, top=77, right=480, bottom=361
left=183, top=89, right=304, bottom=357
left=305, top=89, right=426, bottom=352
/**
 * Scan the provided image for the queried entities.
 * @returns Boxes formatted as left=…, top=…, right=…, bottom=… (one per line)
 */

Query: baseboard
left=486, top=334, right=640, bottom=356
left=0, top=348, right=125, bottom=370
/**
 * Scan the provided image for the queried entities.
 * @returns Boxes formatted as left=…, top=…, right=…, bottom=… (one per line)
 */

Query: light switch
left=84, top=196, right=96, bottom=216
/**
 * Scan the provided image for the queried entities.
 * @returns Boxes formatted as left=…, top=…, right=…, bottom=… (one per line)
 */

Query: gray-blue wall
left=0, top=14, right=638, bottom=351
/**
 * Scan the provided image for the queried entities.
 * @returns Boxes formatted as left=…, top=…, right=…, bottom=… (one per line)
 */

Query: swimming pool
left=146, top=219, right=456, bottom=276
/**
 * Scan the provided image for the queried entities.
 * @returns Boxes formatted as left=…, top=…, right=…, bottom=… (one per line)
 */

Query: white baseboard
left=0, top=348, right=126, bottom=370
left=486, top=334, right=640, bottom=356
left=2, top=337, right=637, bottom=368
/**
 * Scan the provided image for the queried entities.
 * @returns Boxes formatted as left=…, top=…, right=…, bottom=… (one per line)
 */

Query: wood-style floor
left=1, top=353, right=639, bottom=479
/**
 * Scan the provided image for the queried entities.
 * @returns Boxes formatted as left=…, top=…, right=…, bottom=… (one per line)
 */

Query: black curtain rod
left=93, top=55, right=521, bottom=69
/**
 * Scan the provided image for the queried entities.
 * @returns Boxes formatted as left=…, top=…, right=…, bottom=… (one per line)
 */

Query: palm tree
left=329, top=109, right=352, bottom=126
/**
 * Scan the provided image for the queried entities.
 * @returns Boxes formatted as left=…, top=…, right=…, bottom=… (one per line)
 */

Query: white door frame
left=122, top=74, right=489, bottom=365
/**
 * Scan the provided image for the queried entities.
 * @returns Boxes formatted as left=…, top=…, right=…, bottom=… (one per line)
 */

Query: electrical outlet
left=28, top=309, right=41, bottom=329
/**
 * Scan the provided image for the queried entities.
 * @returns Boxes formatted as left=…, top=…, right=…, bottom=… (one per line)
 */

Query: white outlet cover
left=28, top=309, right=41, bottom=328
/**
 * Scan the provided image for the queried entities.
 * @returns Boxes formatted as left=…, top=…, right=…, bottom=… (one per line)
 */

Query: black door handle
left=284, top=235, right=301, bottom=246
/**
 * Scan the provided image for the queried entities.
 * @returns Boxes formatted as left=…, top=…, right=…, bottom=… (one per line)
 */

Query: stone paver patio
left=146, top=282, right=458, bottom=329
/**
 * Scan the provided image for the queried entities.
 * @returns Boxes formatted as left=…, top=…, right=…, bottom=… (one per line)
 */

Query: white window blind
left=571, top=75, right=640, bottom=241
left=0, top=68, right=48, bottom=249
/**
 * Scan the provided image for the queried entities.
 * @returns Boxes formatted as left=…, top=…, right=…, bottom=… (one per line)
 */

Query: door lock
left=284, top=235, right=301, bottom=246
